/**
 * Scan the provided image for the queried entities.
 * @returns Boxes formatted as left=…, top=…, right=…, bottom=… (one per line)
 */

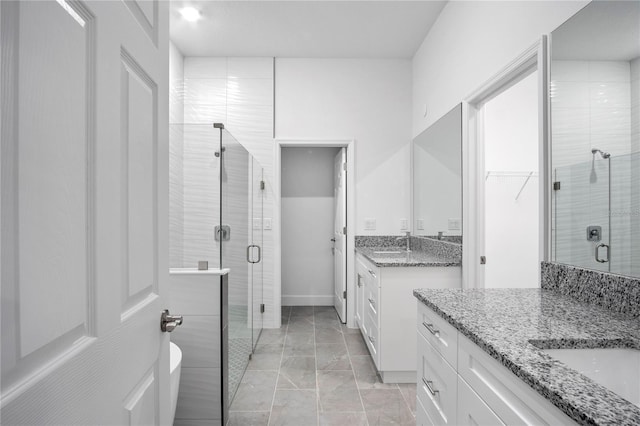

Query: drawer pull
left=368, top=334, right=376, bottom=344
left=368, top=269, right=377, bottom=278
left=422, top=322, right=440, bottom=337
left=368, top=298, right=376, bottom=307
left=357, top=277, right=363, bottom=287
left=422, top=377, right=439, bottom=396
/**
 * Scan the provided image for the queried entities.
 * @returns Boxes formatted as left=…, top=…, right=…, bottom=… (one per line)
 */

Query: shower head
left=591, top=148, right=611, bottom=159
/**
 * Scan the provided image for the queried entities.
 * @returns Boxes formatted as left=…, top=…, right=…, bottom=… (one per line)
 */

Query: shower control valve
left=587, top=225, right=602, bottom=242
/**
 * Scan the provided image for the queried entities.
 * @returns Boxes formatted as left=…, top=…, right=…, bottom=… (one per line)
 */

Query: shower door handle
left=247, top=245, right=261, bottom=264
left=595, top=243, right=610, bottom=263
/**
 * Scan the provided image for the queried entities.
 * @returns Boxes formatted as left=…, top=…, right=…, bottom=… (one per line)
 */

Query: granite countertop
left=413, top=288, right=640, bottom=425
left=355, top=246, right=461, bottom=268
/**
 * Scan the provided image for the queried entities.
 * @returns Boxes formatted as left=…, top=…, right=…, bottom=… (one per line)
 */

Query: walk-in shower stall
left=553, top=151, right=640, bottom=277
left=169, top=122, right=267, bottom=424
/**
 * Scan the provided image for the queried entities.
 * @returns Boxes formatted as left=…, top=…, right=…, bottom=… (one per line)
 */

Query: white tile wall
left=552, top=60, right=636, bottom=274
left=169, top=43, right=184, bottom=269
left=175, top=367, right=222, bottom=420
left=630, top=58, right=640, bottom=276
left=170, top=315, right=221, bottom=368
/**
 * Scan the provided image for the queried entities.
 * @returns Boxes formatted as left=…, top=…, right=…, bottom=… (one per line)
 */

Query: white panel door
left=1, top=1, right=170, bottom=424
left=333, top=148, right=347, bottom=322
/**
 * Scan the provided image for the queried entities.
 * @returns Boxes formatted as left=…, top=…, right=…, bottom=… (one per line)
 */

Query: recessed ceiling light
left=179, top=7, right=201, bottom=22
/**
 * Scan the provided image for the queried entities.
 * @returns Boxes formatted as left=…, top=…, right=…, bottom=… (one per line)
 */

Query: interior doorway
left=463, top=38, right=550, bottom=289
left=482, top=71, right=540, bottom=288
left=274, top=139, right=355, bottom=327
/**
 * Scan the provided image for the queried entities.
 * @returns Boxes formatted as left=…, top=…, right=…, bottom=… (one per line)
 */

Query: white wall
left=275, top=58, right=413, bottom=235
left=483, top=72, right=539, bottom=288
left=412, top=1, right=588, bottom=138
left=413, top=105, right=462, bottom=236
left=281, top=147, right=340, bottom=305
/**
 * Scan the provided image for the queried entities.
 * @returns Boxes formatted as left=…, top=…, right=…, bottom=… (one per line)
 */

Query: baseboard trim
left=380, top=370, right=417, bottom=384
left=282, top=295, right=334, bottom=306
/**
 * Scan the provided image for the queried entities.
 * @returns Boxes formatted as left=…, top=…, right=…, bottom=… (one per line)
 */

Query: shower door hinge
left=553, top=181, right=561, bottom=191
left=343, top=226, right=347, bottom=235
left=260, top=303, right=265, bottom=314
left=260, top=180, right=265, bottom=190
left=343, top=291, right=347, bottom=299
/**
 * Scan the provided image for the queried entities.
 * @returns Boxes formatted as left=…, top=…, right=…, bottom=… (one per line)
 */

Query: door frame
left=273, top=138, right=356, bottom=328
left=462, top=36, right=550, bottom=288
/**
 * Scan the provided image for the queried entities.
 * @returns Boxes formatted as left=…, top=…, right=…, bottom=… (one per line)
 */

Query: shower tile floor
left=228, top=306, right=416, bottom=426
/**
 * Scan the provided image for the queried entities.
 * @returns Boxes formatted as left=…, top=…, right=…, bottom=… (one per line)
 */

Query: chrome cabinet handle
left=161, top=309, right=183, bottom=332
left=368, top=269, right=377, bottom=279
left=368, top=298, right=375, bottom=307
left=422, top=322, right=440, bottom=337
left=422, top=377, right=439, bottom=396
left=595, top=243, right=610, bottom=263
left=357, top=277, right=363, bottom=288
left=247, top=245, right=261, bottom=264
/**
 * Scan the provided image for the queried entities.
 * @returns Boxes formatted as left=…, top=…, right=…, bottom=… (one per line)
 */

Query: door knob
left=161, top=309, right=183, bottom=332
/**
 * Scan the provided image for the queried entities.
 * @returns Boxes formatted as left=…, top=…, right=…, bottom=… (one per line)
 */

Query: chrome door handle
left=595, top=243, right=610, bottom=263
left=422, top=377, right=439, bottom=396
left=368, top=298, right=375, bottom=307
left=422, top=322, right=440, bottom=337
left=161, top=309, right=183, bottom=332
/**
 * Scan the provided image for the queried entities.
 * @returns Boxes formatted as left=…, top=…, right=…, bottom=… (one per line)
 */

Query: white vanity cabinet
left=355, top=252, right=461, bottom=383
left=416, top=302, right=573, bottom=426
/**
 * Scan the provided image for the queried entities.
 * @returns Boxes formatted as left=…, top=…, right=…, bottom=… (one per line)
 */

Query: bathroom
left=1, top=1, right=639, bottom=425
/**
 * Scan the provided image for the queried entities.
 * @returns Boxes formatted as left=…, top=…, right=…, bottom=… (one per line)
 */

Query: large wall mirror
left=413, top=104, right=462, bottom=243
left=550, top=1, right=640, bottom=277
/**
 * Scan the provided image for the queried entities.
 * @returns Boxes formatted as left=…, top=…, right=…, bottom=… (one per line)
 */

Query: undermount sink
left=543, top=347, right=640, bottom=407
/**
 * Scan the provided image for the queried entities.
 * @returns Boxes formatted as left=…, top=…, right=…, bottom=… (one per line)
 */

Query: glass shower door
left=220, top=128, right=265, bottom=407
left=553, top=158, right=610, bottom=272
left=221, top=129, right=252, bottom=404
left=250, top=160, right=264, bottom=349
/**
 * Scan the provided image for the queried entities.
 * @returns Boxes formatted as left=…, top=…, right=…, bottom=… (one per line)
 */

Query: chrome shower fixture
left=591, top=148, right=611, bottom=159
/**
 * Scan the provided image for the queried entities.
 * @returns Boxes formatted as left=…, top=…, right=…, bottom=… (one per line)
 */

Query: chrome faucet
left=396, top=231, right=411, bottom=252
left=437, top=231, right=444, bottom=241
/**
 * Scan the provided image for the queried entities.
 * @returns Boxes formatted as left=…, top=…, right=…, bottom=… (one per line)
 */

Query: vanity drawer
left=359, top=255, right=380, bottom=287
left=364, top=311, right=380, bottom=367
left=365, top=282, right=379, bottom=322
left=417, top=302, right=458, bottom=368
left=457, top=376, right=504, bottom=426
left=457, top=334, right=571, bottom=425
left=417, top=332, right=457, bottom=426
left=416, top=395, right=435, bottom=426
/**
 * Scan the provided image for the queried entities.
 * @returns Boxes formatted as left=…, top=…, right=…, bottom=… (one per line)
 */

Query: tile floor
left=229, top=306, right=417, bottom=426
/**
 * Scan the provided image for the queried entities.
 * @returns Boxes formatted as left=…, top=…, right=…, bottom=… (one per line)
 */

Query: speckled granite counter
left=413, top=288, right=640, bottom=425
left=355, top=247, right=460, bottom=267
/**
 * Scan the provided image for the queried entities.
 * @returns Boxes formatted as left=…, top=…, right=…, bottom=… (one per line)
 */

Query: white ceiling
left=170, top=1, right=447, bottom=58
left=552, top=1, right=640, bottom=61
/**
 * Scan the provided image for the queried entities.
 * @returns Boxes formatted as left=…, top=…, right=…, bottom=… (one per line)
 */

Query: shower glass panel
left=553, top=155, right=611, bottom=272
left=169, top=123, right=222, bottom=270
left=251, top=163, right=265, bottom=349
left=220, top=128, right=264, bottom=405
